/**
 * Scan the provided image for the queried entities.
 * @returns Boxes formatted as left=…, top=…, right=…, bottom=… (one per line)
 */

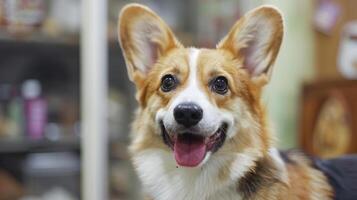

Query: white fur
left=133, top=149, right=243, bottom=200
left=269, top=148, right=284, bottom=169
left=225, top=98, right=261, bottom=139
left=269, top=148, right=288, bottom=183
left=133, top=148, right=286, bottom=200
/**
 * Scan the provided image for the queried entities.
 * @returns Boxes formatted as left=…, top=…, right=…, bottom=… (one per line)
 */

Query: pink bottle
left=22, top=80, right=47, bottom=140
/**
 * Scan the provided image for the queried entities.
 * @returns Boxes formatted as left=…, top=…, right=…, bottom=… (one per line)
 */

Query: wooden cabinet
left=300, top=80, right=357, bottom=158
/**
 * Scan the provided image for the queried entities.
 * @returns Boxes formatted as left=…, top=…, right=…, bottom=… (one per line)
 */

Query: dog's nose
left=174, top=103, right=203, bottom=127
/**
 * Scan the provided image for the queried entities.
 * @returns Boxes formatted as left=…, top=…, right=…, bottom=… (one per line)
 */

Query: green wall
left=261, top=0, right=316, bottom=149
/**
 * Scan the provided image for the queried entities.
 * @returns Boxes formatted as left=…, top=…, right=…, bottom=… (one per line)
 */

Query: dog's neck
left=132, top=146, right=288, bottom=200
left=237, top=151, right=286, bottom=199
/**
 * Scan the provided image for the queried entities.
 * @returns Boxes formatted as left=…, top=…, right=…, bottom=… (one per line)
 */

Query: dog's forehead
left=161, top=48, right=234, bottom=79
left=198, top=49, right=235, bottom=67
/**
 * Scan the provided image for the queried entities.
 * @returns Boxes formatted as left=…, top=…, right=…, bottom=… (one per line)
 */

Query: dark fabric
left=313, top=155, right=357, bottom=200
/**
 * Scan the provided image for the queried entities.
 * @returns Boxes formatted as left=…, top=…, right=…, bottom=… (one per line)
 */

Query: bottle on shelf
left=7, top=86, right=24, bottom=139
left=0, top=84, right=12, bottom=137
left=22, top=79, right=47, bottom=140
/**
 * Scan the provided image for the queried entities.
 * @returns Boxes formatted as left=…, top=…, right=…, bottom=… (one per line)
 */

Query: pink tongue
left=174, top=134, right=206, bottom=167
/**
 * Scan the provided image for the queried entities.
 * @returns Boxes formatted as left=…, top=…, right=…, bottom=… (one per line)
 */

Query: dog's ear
left=217, top=6, right=283, bottom=84
left=118, top=4, right=182, bottom=82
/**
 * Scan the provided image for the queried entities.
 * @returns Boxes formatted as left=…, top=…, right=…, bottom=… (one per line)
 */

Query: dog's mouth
left=160, top=122, right=227, bottom=167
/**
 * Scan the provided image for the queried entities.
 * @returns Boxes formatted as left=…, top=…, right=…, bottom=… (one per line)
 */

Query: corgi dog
left=118, top=3, right=357, bottom=200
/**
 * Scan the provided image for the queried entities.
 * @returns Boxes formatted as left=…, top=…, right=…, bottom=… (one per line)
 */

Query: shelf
left=0, top=29, right=80, bottom=46
left=0, top=138, right=80, bottom=154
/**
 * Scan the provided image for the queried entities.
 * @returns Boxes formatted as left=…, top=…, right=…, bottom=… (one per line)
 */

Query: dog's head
left=118, top=4, right=283, bottom=168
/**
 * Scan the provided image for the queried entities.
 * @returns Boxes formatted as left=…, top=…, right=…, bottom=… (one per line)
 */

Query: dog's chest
left=133, top=150, right=242, bottom=200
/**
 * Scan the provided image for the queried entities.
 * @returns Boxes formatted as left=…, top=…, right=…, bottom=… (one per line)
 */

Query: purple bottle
left=22, top=80, right=47, bottom=140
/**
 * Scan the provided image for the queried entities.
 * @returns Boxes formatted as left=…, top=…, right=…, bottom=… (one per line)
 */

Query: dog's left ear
left=217, top=6, right=284, bottom=85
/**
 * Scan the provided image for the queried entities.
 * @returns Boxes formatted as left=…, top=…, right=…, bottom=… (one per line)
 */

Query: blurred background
left=0, top=0, right=356, bottom=199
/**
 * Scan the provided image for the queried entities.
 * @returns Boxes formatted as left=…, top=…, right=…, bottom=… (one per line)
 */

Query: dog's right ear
left=118, top=4, right=182, bottom=83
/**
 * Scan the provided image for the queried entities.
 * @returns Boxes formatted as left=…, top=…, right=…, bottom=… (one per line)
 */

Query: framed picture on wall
left=300, top=80, right=357, bottom=158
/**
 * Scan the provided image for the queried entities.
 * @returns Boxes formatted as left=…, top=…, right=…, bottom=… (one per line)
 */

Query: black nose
left=174, top=103, right=203, bottom=127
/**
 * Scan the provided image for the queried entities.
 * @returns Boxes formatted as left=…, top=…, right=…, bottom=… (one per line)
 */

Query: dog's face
left=118, top=4, right=283, bottom=168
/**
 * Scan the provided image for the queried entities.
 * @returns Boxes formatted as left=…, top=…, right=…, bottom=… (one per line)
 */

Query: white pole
left=81, top=0, right=108, bottom=199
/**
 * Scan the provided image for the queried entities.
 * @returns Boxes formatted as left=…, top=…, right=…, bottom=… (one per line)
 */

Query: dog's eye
left=161, top=74, right=178, bottom=92
left=211, top=76, right=228, bottom=95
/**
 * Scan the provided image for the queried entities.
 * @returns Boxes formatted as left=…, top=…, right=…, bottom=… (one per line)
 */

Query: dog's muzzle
left=160, top=121, right=228, bottom=167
